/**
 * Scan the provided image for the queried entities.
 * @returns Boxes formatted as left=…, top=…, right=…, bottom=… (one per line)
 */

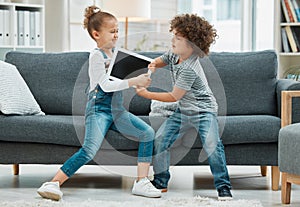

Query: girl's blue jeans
left=152, top=109, right=231, bottom=190
left=61, top=86, right=155, bottom=177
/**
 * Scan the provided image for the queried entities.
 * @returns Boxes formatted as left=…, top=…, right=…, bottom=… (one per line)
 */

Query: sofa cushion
left=182, top=115, right=281, bottom=148
left=0, top=115, right=83, bottom=146
left=149, top=100, right=178, bottom=117
left=5, top=52, right=90, bottom=115
left=141, top=115, right=280, bottom=148
left=0, top=61, right=44, bottom=115
left=0, top=114, right=280, bottom=151
left=109, top=115, right=281, bottom=150
left=0, top=115, right=144, bottom=150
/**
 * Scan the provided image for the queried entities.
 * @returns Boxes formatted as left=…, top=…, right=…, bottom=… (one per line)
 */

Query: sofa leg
left=271, top=166, right=280, bottom=191
left=281, top=172, right=291, bottom=204
left=260, top=166, right=267, bottom=176
left=13, top=164, right=19, bottom=175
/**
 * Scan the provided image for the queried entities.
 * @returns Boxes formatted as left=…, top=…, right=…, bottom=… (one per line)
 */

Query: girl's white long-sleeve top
left=88, top=48, right=129, bottom=92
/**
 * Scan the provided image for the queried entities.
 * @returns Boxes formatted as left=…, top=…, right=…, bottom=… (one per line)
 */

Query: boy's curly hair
left=170, top=14, right=217, bottom=57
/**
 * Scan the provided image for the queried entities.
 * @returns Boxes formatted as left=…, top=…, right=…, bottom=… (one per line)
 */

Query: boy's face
left=171, top=30, right=193, bottom=57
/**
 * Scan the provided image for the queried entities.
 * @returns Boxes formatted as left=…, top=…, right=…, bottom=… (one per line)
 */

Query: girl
left=37, top=6, right=161, bottom=200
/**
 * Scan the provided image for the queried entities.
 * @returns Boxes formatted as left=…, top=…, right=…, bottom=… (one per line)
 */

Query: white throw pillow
left=0, top=61, right=45, bottom=115
left=149, top=100, right=178, bottom=117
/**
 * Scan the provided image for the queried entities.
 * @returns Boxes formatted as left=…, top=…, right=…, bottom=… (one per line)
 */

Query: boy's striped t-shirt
left=160, top=51, right=218, bottom=114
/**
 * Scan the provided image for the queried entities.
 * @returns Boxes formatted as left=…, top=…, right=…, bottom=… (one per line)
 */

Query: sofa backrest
left=208, top=50, right=278, bottom=116
left=5, top=51, right=89, bottom=115
left=133, top=50, right=278, bottom=116
left=5, top=50, right=278, bottom=116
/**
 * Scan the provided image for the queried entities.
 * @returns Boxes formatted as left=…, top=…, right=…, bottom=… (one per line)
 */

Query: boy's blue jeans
left=152, top=109, right=231, bottom=190
left=61, top=86, right=155, bottom=177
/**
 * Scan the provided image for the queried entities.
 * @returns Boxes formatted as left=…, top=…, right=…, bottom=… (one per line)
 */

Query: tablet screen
left=109, top=49, right=152, bottom=80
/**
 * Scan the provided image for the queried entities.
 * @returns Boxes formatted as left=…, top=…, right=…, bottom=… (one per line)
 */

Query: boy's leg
left=195, top=112, right=231, bottom=191
left=152, top=111, right=183, bottom=190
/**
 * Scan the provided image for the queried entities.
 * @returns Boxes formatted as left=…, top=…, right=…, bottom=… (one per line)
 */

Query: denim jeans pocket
left=95, top=93, right=106, bottom=103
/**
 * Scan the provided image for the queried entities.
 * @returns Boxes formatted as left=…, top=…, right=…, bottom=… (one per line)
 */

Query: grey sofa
left=1, top=50, right=300, bottom=191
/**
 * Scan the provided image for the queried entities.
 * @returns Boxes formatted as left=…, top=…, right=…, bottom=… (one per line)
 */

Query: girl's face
left=171, top=29, right=193, bottom=58
left=94, top=18, right=119, bottom=49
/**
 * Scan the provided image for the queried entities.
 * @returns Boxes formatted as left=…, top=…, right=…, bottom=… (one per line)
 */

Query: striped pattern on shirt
left=160, top=51, right=218, bottom=113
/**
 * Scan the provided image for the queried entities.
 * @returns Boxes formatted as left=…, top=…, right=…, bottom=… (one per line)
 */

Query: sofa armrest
left=276, top=79, right=300, bottom=123
left=281, top=90, right=300, bottom=127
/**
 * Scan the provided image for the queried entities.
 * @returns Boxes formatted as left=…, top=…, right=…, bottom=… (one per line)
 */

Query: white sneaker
left=132, top=177, right=162, bottom=198
left=37, top=181, right=63, bottom=201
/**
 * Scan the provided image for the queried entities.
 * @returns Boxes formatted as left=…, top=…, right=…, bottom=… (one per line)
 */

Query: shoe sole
left=37, top=191, right=61, bottom=201
left=132, top=191, right=161, bottom=198
left=218, top=196, right=233, bottom=201
left=161, top=188, right=168, bottom=193
left=132, top=193, right=161, bottom=198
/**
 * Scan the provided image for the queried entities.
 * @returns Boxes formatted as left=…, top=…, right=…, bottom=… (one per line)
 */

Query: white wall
left=44, top=0, right=69, bottom=52
left=151, top=0, right=177, bottom=20
left=45, top=0, right=178, bottom=52
left=68, top=0, right=96, bottom=51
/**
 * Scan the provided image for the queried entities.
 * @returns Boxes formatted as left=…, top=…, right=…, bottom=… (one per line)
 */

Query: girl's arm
left=136, top=86, right=186, bottom=102
left=91, top=51, right=150, bottom=92
left=128, top=74, right=151, bottom=88
left=100, top=74, right=150, bottom=92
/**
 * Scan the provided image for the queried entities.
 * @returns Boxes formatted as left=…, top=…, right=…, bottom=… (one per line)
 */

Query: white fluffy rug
left=0, top=196, right=263, bottom=207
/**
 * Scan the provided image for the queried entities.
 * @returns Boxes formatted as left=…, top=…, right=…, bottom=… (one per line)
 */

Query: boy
left=136, top=13, right=232, bottom=200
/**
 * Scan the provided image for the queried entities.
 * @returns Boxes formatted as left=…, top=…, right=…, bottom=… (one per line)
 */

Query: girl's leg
left=51, top=169, right=68, bottom=185
left=110, top=111, right=161, bottom=198
left=110, top=111, right=154, bottom=179
left=37, top=112, right=112, bottom=201
left=60, top=112, right=112, bottom=178
left=137, top=162, right=150, bottom=181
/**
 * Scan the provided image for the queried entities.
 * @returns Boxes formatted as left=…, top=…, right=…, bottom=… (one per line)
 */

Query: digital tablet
left=107, top=48, right=153, bottom=81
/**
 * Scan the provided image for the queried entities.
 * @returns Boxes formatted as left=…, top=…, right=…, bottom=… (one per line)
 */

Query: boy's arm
left=148, top=57, right=167, bottom=73
left=136, top=86, right=186, bottom=102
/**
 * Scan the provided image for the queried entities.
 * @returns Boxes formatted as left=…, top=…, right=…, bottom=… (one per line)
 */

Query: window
left=253, top=0, right=274, bottom=51
left=194, top=0, right=242, bottom=52
left=217, top=0, right=241, bottom=20
left=177, top=0, right=192, bottom=13
left=68, top=0, right=274, bottom=53
left=204, top=0, right=212, bottom=5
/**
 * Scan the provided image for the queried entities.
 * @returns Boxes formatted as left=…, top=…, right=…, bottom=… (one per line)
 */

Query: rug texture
left=0, top=196, right=263, bottom=207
